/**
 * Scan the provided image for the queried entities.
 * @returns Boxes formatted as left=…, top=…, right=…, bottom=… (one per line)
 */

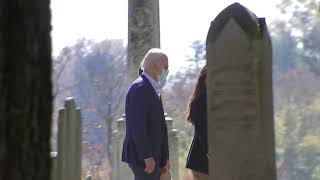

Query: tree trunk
left=0, top=0, right=52, bottom=179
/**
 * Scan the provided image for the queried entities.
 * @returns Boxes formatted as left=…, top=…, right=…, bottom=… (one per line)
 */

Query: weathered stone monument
left=111, top=115, right=131, bottom=180
left=113, top=0, right=177, bottom=179
left=51, top=97, right=82, bottom=180
left=111, top=114, right=179, bottom=180
left=206, top=3, right=276, bottom=180
left=127, top=0, right=160, bottom=77
left=165, top=115, right=179, bottom=180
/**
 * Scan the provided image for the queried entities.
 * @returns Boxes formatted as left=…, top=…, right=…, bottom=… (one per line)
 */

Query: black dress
left=186, top=93, right=208, bottom=174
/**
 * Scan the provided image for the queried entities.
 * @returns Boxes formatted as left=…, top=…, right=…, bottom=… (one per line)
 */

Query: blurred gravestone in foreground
left=206, top=3, right=276, bottom=180
left=0, top=0, right=52, bottom=179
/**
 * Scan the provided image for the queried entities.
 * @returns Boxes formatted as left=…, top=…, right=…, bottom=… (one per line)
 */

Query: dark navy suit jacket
left=186, top=93, right=208, bottom=174
left=122, top=74, right=169, bottom=168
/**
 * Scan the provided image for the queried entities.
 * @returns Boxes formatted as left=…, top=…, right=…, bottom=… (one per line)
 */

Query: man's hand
left=144, top=158, right=155, bottom=174
left=160, top=160, right=170, bottom=175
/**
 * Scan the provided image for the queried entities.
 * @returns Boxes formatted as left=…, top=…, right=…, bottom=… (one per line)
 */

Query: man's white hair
left=140, top=48, right=167, bottom=70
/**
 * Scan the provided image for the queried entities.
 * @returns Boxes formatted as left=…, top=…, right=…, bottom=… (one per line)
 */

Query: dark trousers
left=129, top=164, right=160, bottom=180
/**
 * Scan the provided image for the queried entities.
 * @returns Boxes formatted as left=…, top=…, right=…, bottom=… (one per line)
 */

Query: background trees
left=51, top=1, right=320, bottom=179
left=52, top=38, right=126, bottom=178
left=271, top=1, right=320, bottom=179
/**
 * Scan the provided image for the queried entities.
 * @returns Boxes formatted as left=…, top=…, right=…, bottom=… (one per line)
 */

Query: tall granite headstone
left=127, top=0, right=160, bottom=77
left=206, top=3, right=276, bottom=180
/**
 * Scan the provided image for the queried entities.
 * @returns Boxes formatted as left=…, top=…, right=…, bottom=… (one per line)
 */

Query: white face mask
left=158, top=69, right=169, bottom=88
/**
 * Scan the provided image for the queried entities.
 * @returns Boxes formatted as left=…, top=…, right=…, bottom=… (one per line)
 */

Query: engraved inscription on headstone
left=206, top=3, right=276, bottom=180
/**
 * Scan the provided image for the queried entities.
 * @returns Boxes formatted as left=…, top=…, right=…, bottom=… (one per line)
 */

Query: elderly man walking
left=122, top=48, right=171, bottom=180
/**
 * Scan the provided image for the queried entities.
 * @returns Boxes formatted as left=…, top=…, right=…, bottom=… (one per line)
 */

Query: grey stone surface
left=166, top=116, right=179, bottom=180
left=54, top=97, right=82, bottom=180
left=111, top=114, right=179, bottom=180
left=206, top=3, right=276, bottom=180
left=127, top=0, right=160, bottom=77
left=111, top=116, right=133, bottom=180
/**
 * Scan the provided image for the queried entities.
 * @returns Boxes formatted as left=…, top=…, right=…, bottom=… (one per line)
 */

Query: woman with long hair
left=186, top=65, right=209, bottom=180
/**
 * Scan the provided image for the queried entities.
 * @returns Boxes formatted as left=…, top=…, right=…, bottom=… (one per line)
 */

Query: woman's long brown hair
left=186, top=65, right=207, bottom=124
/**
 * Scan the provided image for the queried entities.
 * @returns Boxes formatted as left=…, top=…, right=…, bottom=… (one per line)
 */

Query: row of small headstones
left=51, top=98, right=179, bottom=180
